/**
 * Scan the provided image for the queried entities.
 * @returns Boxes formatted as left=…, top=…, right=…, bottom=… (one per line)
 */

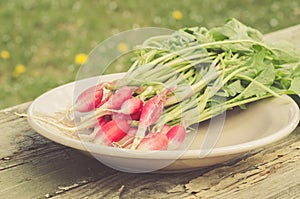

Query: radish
left=74, top=83, right=105, bottom=112
left=131, top=93, right=166, bottom=149
left=127, top=127, right=138, bottom=136
left=78, top=115, right=111, bottom=142
left=80, top=86, right=132, bottom=126
left=94, top=120, right=128, bottom=146
left=139, top=95, right=165, bottom=127
left=120, top=97, right=143, bottom=115
left=166, top=125, right=186, bottom=150
left=112, top=113, right=132, bottom=133
left=113, top=127, right=138, bottom=148
left=97, top=115, right=111, bottom=126
left=26, top=87, right=132, bottom=134
left=107, top=97, right=143, bottom=120
left=109, top=86, right=132, bottom=110
left=130, top=109, right=142, bottom=121
left=137, top=132, right=169, bottom=150
left=96, top=92, right=112, bottom=108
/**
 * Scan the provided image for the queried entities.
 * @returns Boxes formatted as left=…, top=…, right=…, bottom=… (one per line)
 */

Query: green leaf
left=251, top=48, right=268, bottom=72
left=268, top=41, right=300, bottom=63
left=214, top=18, right=263, bottom=41
left=290, top=77, right=300, bottom=97
left=291, top=64, right=300, bottom=78
left=224, top=80, right=245, bottom=97
left=193, top=27, right=216, bottom=43
left=242, top=64, right=276, bottom=98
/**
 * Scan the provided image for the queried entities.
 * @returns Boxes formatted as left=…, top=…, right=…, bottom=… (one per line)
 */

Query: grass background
left=1, top=0, right=300, bottom=109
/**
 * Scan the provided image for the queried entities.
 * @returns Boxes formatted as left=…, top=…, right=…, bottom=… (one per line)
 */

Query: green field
left=1, top=0, right=300, bottom=109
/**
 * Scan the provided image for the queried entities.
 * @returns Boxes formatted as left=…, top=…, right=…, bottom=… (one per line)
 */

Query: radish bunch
left=64, top=82, right=186, bottom=150
left=28, top=19, right=300, bottom=151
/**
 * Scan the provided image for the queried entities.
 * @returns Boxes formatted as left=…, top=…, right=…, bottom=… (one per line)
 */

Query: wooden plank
left=228, top=160, right=300, bottom=199
left=0, top=24, right=300, bottom=198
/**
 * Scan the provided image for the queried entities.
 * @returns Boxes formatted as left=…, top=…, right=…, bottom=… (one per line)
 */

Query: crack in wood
left=1, top=143, right=65, bottom=162
left=0, top=162, right=26, bottom=171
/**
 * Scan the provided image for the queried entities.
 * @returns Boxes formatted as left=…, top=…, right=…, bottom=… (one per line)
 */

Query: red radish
left=139, top=95, right=165, bottom=127
left=112, top=113, right=132, bottom=133
left=94, top=120, right=128, bottom=145
left=97, top=115, right=111, bottom=126
left=131, top=92, right=167, bottom=149
left=96, top=93, right=112, bottom=108
left=166, top=125, right=186, bottom=150
left=113, top=127, right=138, bottom=148
left=81, top=87, right=132, bottom=125
left=75, top=83, right=105, bottom=112
left=130, top=109, right=142, bottom=120
left=120, top=97, right=143, bottom=115
left=137, top=132, right=169, bottom=150
left=109, top=87, right=132, bottom=110
left=127, top=127, right=138, bottom=136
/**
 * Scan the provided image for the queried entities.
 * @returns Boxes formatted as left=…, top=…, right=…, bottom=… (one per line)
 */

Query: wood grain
left=1, top=25, right=300, bottom=199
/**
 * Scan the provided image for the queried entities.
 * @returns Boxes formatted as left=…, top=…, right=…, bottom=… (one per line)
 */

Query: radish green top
left=116, top=18, right=300, bottom=127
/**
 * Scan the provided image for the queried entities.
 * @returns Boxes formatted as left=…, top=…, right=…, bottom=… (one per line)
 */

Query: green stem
left=143, top=39, right=272, bottom=69
left=198, top=95, right=272, bottom=122
left=236, top=74, right=281, bottom=98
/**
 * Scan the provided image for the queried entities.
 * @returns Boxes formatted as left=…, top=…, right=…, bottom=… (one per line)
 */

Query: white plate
left=27, top=73, right=300, bottom=173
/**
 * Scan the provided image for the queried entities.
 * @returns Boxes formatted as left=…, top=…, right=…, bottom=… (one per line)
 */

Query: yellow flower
left=117, top=42, right=129, bottom=53
left=12, top=64, right=26, bottom=78
left=75, top=53, right=88, bottom=65
left=1, top=50, right=10, bottom=59
left=172, top=10, right=183, bottom=20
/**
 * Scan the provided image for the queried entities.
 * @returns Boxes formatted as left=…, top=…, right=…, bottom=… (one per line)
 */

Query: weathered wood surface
left=1, top=25, right=300, bottom=199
